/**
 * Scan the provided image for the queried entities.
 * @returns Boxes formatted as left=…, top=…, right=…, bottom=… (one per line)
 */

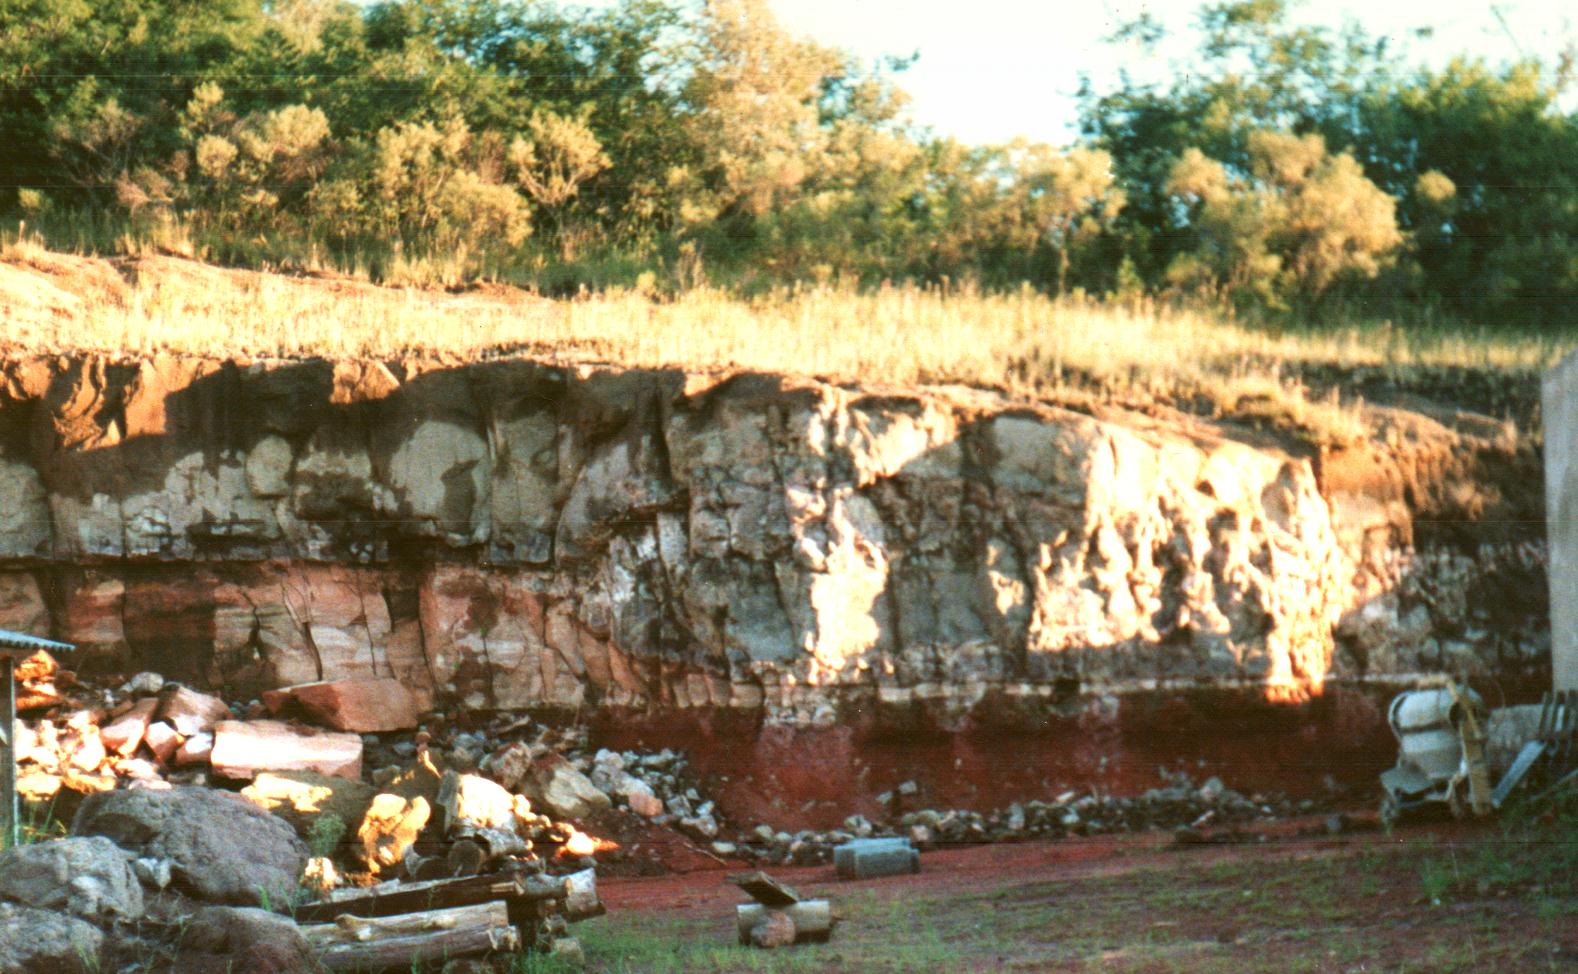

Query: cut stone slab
left=157, top=685, right=232, bottom=737
left=100, top=697, right=159, bottom=757
left=833, top=837, right=919, bottom=880
left=241, top=770, right=377, bottom=839
left=729, top=871, right=801, bottom=907
left=210, top=720, right=362, bottom=780
left=264, top=677, right=420, bottom=733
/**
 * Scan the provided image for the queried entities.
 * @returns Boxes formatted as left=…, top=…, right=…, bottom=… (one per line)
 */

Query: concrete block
left=1543, top=350, right=1578, bottom=691
left=833, top=837, right=919, bottom=880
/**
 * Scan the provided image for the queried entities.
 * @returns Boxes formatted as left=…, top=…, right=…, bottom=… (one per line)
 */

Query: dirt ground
left=557, top=811, right=1578, bottom=974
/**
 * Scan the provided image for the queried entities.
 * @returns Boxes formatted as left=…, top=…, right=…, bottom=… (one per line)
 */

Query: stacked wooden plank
left=299, top=864, right=601, bottom=970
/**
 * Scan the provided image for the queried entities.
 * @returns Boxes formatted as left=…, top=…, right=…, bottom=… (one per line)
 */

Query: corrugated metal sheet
left=0, top=629, right=75, bottom=654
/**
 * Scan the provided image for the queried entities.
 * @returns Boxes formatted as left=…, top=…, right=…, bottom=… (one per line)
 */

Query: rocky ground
left=0, top=648, right=1378, bottom=971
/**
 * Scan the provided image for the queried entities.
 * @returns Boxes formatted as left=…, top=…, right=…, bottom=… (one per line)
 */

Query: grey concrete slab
left=1546, top=352, right=1578, bottom=691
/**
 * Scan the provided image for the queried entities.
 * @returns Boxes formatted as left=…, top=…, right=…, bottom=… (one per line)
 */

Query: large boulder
left=72, top=787, right=308, bottom=907
left=0, top=902, right=104, bottom=973
left=0, top=835, right=143, bottom=922
left=174, top=905, right=322, bottom=974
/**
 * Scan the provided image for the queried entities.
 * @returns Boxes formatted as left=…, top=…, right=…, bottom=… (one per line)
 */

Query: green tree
left=1164, top=130, right=1401, bottom=308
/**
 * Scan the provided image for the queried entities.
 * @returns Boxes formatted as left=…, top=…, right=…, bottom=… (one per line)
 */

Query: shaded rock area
left=0, top=835, right=143, bottom=922
left=0, top=901, right=105, bottom=973
left=72, top=787, right=309, bottom=906
left=0, top=354, right=1547, bottom=727
left=174, top=906, right=319, bottom=974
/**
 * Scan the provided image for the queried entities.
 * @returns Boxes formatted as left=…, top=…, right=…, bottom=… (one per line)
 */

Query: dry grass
left=1, top=234, right=1567, bottom=445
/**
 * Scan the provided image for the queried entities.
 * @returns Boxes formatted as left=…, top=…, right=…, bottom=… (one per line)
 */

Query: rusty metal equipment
left=1379, top=681, right=1492, bottom=827
left=0, top=629, right=76, bottom=848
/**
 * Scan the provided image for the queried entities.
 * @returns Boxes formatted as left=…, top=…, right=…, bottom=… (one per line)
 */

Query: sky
left=752, top=0, right=1575, bottom=145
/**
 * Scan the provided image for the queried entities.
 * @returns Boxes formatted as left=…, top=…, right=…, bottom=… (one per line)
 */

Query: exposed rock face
left=0, top=354, right=1547, bottom=722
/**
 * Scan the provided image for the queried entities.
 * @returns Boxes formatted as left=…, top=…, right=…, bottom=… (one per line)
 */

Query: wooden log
left=303, top=901, right=519, bottom=972
left=735, top=900, right=833, bottom=945
left=295, top=869, right=567, bottom=924
left=463, top=827, right=529, bottom=858
left=447, top=839, right=485, bottom=877
left=561, top=868, right=603, bottom=921
left=402, top=850, right=452, bottom=882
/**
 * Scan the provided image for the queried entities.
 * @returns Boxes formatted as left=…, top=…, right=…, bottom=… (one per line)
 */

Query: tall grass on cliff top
left=1, top=236, right=1566, bottom=445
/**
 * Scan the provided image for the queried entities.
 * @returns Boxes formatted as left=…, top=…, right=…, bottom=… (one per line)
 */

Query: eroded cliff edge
left=0, top=354, right=1547, bottom=726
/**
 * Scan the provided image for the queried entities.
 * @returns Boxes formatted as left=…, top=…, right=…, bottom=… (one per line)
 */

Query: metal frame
left=0, top=629, right=75, bottom=849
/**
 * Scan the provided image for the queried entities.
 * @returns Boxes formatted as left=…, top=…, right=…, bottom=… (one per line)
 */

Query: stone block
left=100, top=697, right=159, bottom=757
left=157, top=685, right=231, bottom=737
left=833, top=837, right=919, bottom=880
left=264, top=677, right=420, bottom=733
left=209, top=720, right=363, bottom=780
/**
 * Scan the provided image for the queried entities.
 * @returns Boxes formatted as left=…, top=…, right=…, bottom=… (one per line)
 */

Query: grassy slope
left=1, top=236, right=1568, bottom=449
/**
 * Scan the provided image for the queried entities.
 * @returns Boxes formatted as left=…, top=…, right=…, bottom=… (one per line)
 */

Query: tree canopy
left=2, top=0, right=1575, bottom=322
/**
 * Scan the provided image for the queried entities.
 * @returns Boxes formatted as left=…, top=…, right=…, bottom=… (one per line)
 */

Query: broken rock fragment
left=437, top=772, right=518, bottom=833
left=522, top=753, right=611, bottom=821
left=750, top=910, right=797, bottom=949
left=143, top=720, right=183, bottom=764
left=264, top=677, right=420, bottom=733
left=210, top=720, right=363, bottom=780
left=99, top=697, right=159, bottom=756
left=175, top=730, right=214, bottom=766
left=157, top=685, right=232, bottom=737
left=357, top=793, right=433, bottom=874
left=13, top=651, right=69, bottom=713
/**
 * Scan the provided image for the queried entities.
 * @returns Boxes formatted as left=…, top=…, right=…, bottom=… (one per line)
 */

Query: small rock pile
left=4, top=655, right=605, bottom=970
left=723, top=774, right=1336, bottom=866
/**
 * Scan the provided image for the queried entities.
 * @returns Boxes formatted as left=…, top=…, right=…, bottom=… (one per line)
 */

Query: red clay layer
left=590, top=685, right=1402, bottom=830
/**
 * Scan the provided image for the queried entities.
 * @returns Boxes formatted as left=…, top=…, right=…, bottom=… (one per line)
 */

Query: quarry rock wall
left=0, top=354, right=1549, bottom=723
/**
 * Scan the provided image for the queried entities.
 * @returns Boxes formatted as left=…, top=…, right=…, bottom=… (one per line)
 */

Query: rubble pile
left=1, top=654, right=603, bottom=972
left=721, top=774, right=1335, bottom=867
